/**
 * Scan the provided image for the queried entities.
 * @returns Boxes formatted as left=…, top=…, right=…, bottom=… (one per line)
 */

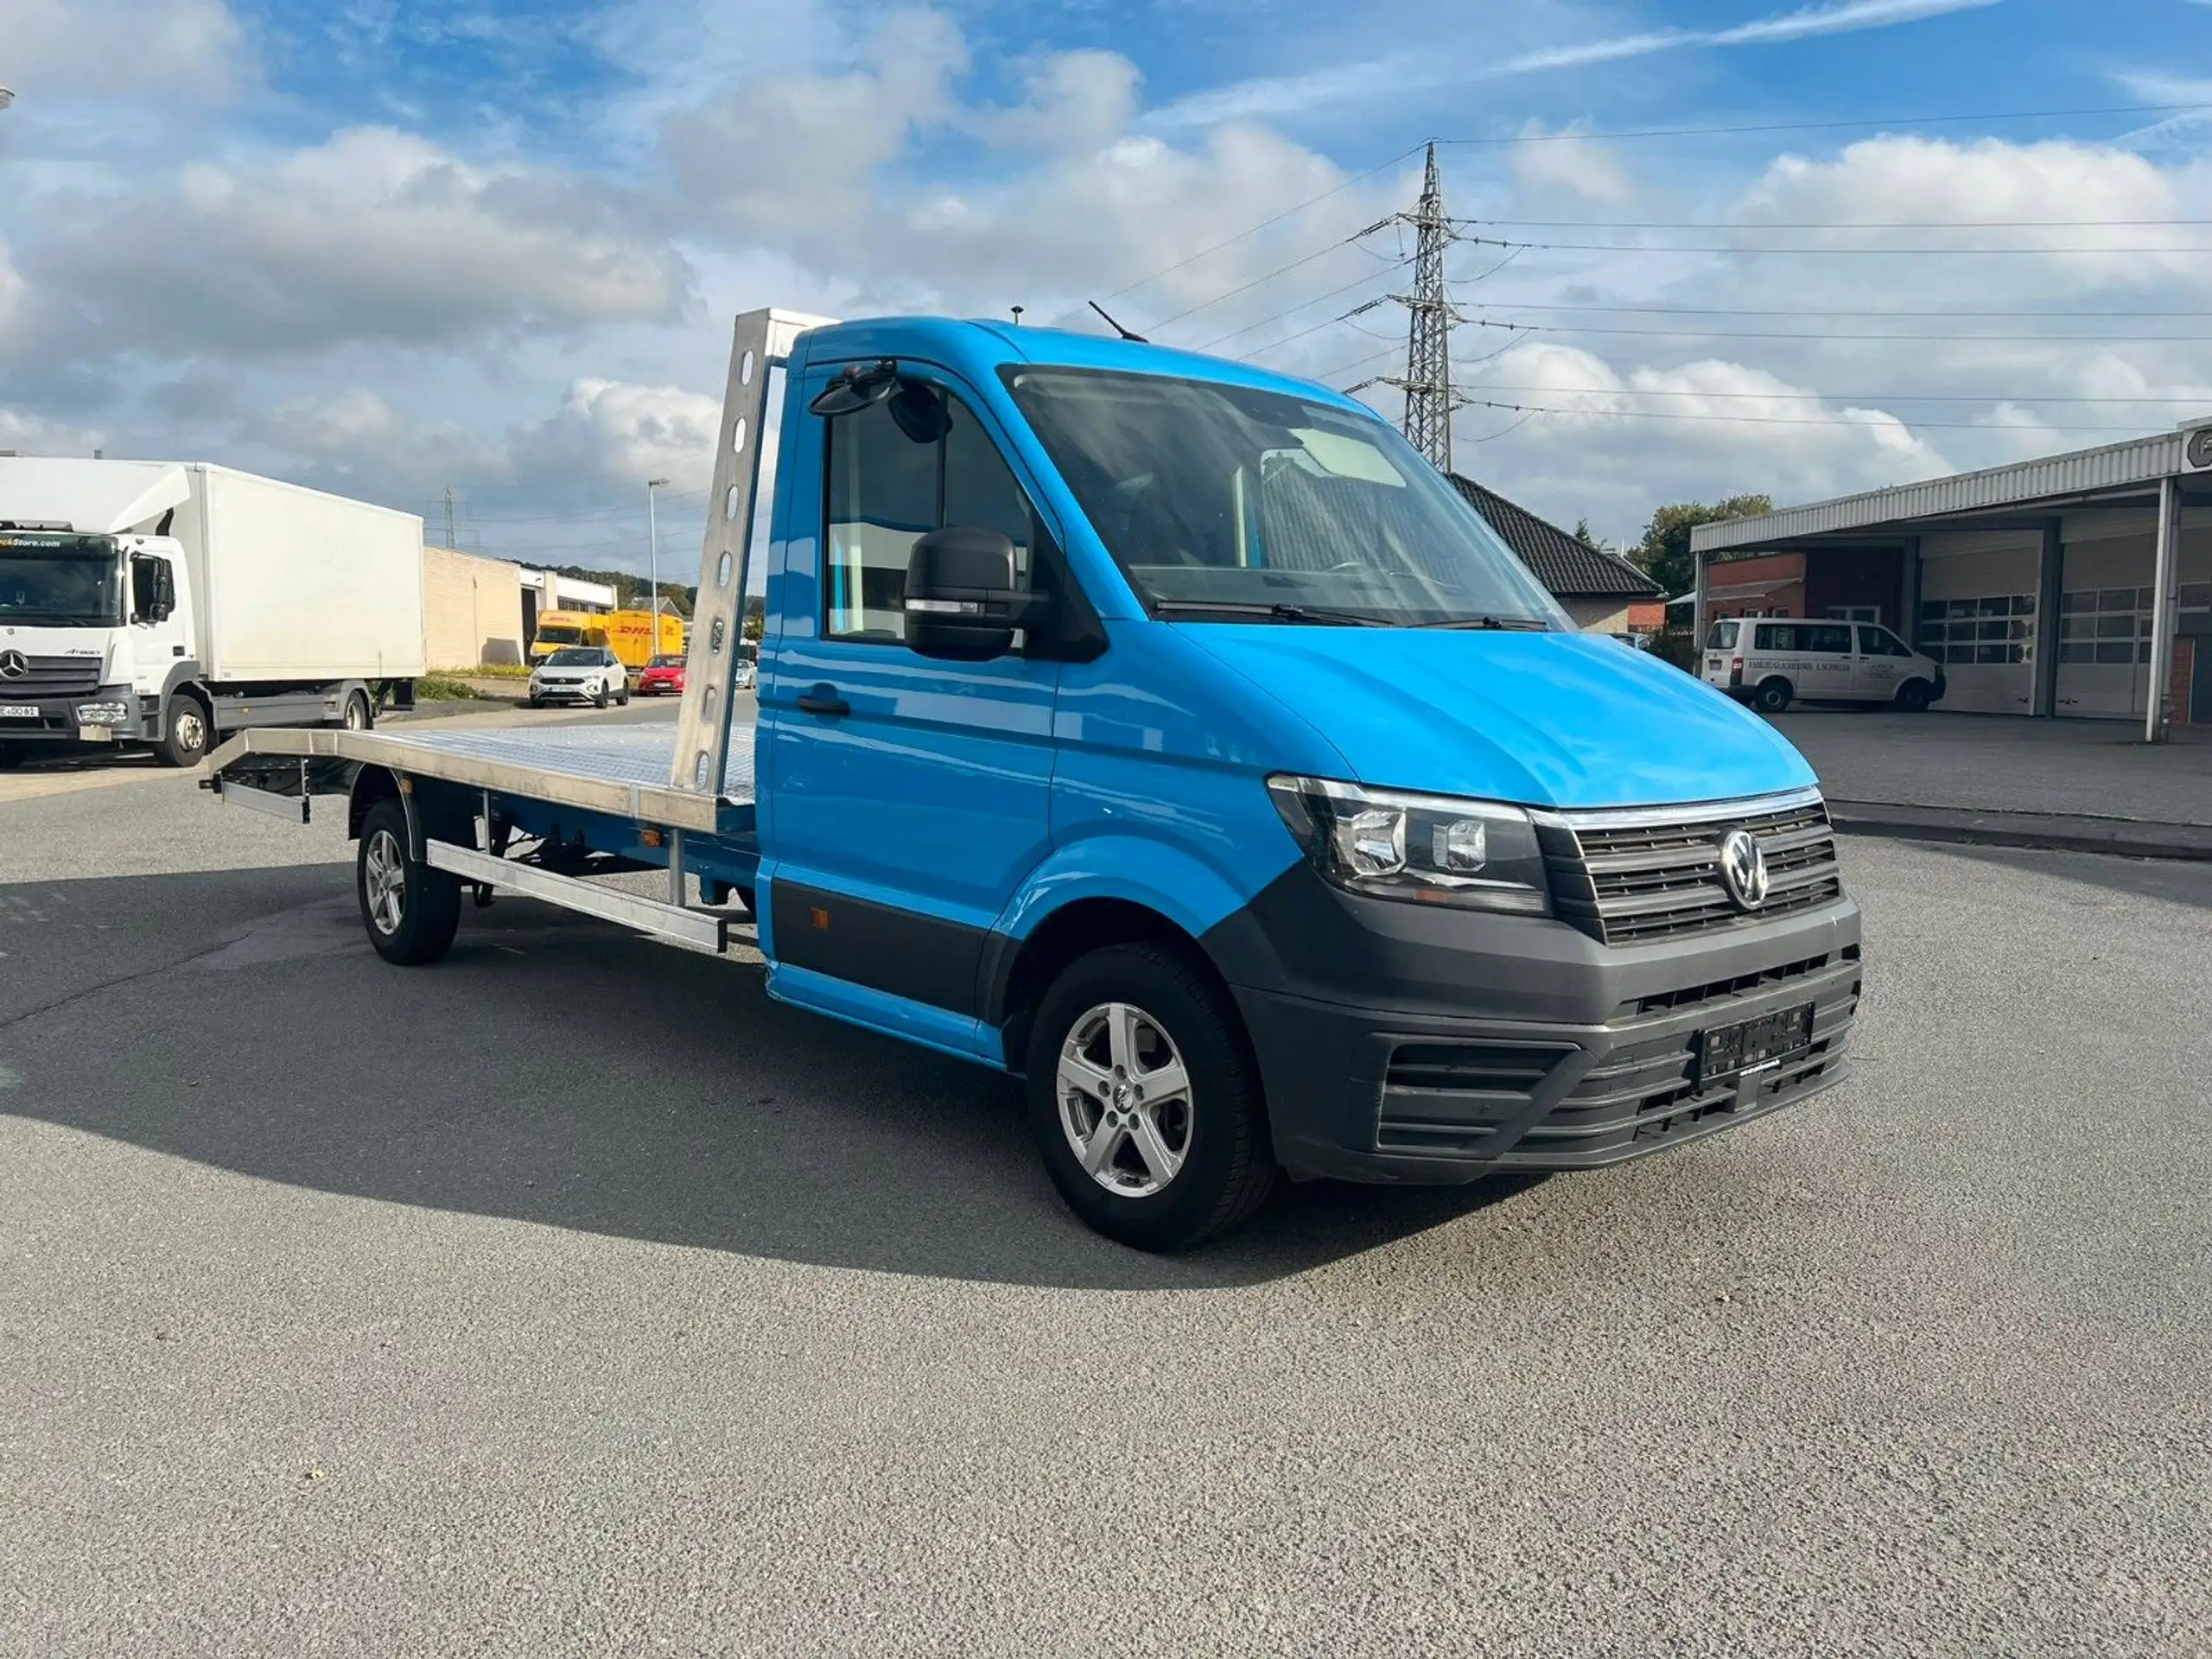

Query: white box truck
left=0, top=459, right=426, bottom=768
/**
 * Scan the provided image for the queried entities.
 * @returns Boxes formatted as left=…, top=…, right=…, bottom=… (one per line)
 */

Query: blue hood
left=1182, top=626, right=1817, bottom=810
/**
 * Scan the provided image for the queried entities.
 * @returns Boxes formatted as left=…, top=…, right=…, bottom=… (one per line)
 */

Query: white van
left=1702, top=618, right=1947, bottom=714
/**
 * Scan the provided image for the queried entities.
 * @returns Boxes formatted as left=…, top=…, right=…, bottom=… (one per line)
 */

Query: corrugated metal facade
left=1691, top=432, right=2189, bottom=553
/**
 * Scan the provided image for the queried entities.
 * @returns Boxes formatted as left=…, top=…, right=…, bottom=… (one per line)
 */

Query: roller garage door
left=1914, top=533, right=2038, bottom=715
left=2055, top=534, right=2158, bottom=721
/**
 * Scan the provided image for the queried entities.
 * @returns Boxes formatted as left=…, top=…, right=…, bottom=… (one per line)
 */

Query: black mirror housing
left=904, top=526, right=1046, bottom=661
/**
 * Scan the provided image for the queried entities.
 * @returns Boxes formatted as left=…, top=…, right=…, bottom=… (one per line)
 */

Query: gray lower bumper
left=1230, top=899, right=1863, bottom=1185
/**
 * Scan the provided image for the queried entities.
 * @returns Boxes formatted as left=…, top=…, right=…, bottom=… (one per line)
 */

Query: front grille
left=1541, top=790, right=1844, bottom=945
left=1377, top=1041, right=1572, bottom=1155
left=0, top=654, right=102, bottom=696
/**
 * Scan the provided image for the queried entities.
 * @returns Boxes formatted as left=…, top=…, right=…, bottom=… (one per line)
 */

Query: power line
left=1453, top=397, right=2155, bottom=433
left=1461, top=233, right=2212, bottom=256
left=1465, top=318, right=2212, bottom=343
left=1187, top=255, right=1414, bottom=351
left=1458, top=383, right=2212, bottom=404
left=1143, top=223, right=1391, bottom=332
left=1470, top=302, right=2212, bottom=317
left=1100, top=143, right=1427, bottom=302
left=1458, top=216, right=2212, bottom=230
left=1430, top=104, right=2212, bottom=147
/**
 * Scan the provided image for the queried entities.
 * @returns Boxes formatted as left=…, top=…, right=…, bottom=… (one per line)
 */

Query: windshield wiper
left=1153, top=600, right=1390, bottom=627
left=1408, top=614, right=1554, bottom=631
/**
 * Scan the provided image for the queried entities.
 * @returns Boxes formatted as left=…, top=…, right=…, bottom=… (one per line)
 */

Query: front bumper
left=530, top=681, right=606, bottom=702
left=0, top=683, right=142, bottom=746
left=1209, top=868, right=1863, bottom=1185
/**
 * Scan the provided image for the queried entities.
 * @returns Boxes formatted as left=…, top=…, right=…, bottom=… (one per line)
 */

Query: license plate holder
left=1696, top=1002, right=1815, bottom=1087
left=0, top=704, right=37, bottom=720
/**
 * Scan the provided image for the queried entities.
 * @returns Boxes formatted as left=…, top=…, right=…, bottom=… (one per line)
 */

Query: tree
left=1632, top=495, right=1775, bottom=600
left=1572, top=518, right=1599, bottom=549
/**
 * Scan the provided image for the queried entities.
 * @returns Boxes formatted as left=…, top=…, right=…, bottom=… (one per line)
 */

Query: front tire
left=1026, top=943, right=1276, bottom=1251
left=1896, top=679, right=1932, bottom=713
left=593, top=683, right=610, bottom=709
left=1754, top=678, right=1793, bottom=715
left=355, top=800, right=462, bottom=965
left=156, top=695, right=212, bottom=768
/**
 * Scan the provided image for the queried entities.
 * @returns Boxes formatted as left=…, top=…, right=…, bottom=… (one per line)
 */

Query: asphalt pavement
left=3, top=723, right=2209, bottom=1656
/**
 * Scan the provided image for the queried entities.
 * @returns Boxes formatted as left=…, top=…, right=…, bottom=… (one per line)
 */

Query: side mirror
left=904, top=527, right=1046, bottom=662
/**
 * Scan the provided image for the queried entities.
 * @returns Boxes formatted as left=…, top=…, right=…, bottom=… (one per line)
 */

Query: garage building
left=1692, top=423, right=2212, bottom=739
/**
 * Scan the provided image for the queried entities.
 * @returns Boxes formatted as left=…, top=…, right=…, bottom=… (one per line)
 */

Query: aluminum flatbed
left=206, top=720, right=758, bottom=834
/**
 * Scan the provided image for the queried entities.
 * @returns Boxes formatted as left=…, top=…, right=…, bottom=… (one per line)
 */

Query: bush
left=1648, top=630, right=1701, bottom=673
left=415, top=674, right=487, bottom=701
left=432, top=662, right=531, bottom=679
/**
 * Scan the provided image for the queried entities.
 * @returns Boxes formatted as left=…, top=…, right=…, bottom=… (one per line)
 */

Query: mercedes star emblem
left=0, top=649, right=28, bottom=681
left=1718, top=828, right=1770, bottom=911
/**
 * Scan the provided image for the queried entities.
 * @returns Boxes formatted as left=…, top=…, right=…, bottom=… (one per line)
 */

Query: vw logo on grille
left=1718, top=828, right=1770, bottom=911
left=0, top=650, right=27, bottom=681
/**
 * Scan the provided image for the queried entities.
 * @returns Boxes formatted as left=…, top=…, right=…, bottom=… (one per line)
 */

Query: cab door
left=1854, top=624, right=1910, bottom=700
left=759, top=365, right=1065, bottom=1051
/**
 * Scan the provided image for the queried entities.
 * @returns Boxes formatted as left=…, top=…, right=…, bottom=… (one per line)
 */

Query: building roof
left=1688, top=425, right=2201, bottom=556
left=1447, top=474, right=1664, bottom=599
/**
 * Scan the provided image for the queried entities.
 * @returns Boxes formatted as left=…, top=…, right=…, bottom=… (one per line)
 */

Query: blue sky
left=3, top=0, right=2210, bottom=567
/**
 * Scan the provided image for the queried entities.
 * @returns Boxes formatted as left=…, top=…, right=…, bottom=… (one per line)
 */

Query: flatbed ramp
left=208, top=720, right=758, bottom=833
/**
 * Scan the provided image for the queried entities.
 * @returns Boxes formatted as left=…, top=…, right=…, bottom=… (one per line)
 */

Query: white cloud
left=1510, top=124, right=1636, bottom=206
left=10, top=127, right=692, bottom=366
left=0, top=0, right=248, bottom=100
left=509, top=378, right=725, bottom=497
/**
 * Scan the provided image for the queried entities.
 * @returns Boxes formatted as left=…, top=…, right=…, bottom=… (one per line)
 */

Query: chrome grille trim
left=1537, top=789, right=1846, bottom=945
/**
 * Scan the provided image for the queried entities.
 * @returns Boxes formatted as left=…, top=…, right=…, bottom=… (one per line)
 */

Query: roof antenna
left=1087, top=301, right=1147, bottom=344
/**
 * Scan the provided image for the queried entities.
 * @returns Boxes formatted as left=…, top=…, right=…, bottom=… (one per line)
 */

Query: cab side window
left=824, top=384, right=1035, bottom=645
left=1859, top=625, right=1911, bottom=658
left=1805, top=624, right=1852, bottom=655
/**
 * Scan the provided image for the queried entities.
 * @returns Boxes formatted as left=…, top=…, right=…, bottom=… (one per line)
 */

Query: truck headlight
left=1265, top=775, right=1551, bottom=915
left=74, top=702, right=132, bottom=726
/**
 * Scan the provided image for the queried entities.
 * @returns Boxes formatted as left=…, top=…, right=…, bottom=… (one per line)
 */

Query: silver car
left=528, top=645, right=630, bottom=709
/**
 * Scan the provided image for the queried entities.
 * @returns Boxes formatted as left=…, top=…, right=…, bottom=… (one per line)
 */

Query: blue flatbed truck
left=207, top=308, right=1862, bottom=1250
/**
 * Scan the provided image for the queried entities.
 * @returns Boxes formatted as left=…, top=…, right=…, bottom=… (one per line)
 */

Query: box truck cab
left=529, top=610, right=609, bottom=661
left=210, top=311, right=1861, bottom=1250
left=1702, top=616, right=1945, bottom=715
left=1, top=461, right=423, bottom=770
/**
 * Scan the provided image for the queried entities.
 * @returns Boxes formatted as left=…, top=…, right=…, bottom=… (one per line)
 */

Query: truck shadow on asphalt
left=1, top=865, right=1538, bottom=1290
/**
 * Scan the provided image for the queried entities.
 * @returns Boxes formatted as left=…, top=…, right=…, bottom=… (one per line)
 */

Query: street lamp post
left=645, top=476, right=670, bottom=651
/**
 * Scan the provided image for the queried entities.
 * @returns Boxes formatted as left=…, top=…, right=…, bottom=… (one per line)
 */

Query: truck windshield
left=536, top=626, right=584, bottom=646
left=1002, top=367, right=1567, bottom=629
left=0, top=534, right=124, bottom=627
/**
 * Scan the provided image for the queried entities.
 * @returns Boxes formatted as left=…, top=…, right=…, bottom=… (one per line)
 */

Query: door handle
left=796, top=684, right=849, bottom=717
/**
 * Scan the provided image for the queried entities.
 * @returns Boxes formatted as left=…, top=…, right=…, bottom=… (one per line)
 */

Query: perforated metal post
left=669, top=308, right=839, bottom=797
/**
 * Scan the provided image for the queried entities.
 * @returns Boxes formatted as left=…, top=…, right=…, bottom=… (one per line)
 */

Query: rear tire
left=1896, top=680, right=1932, bottom=713
left=355, top=800, right=461, bottom=966
left=341, top=689, right=374, bottom=732
left=1026, top=943, right=1276, bottom=1251
left=156, top=695, right=212, bottom=768
left=1754, top=678, right=1793, bottom=715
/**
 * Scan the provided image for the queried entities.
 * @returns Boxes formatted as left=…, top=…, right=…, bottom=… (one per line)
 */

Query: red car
left=636, top=653, right=685, bottom=696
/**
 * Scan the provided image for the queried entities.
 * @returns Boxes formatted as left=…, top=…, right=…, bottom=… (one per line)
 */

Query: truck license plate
left=1696, top=1003, right=1815, bottom=1085
left=0, top=704, right=37, bottom=720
